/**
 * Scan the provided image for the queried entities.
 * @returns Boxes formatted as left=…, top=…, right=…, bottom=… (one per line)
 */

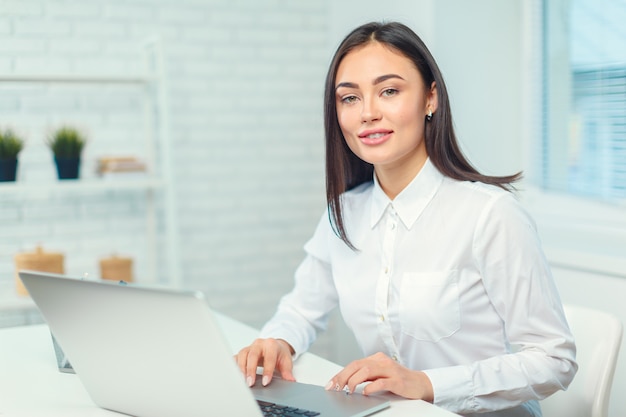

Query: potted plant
left=46, top=126, right=87, bottom=180
left=0, top=128, right=25, bottom=182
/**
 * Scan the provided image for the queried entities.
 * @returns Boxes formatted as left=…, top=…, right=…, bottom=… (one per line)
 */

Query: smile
left=358, top=130, right=393, bottom=146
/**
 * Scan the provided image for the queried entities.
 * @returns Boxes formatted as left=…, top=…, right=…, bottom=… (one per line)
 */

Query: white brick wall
left=0, top=0, right=339, bottom=359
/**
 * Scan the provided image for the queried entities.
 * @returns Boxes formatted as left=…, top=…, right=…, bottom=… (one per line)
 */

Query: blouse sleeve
left=424, top=193, right=577, bottom=413
left=259, top=211, right=339, bottom=358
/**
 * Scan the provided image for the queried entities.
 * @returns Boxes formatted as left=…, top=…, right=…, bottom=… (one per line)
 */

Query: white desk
left=0, top=313, right=459, bottom=416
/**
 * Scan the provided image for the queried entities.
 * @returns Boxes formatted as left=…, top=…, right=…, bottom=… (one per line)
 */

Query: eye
left=340, top=95, right=359, bottom=104
left=381, top=88, right=398, bottom=97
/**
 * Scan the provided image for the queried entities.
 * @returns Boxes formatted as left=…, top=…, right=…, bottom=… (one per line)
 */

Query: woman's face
left=335, top=41, right=436, bottom=178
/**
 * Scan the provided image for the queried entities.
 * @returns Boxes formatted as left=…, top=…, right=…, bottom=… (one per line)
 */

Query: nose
left=360, top=95, right=381, bottom=123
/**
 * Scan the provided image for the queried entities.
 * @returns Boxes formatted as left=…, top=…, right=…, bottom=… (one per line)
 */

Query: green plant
left=47, top=126, right=86, bottom=158
left=0, top=129, right=25, bottom=159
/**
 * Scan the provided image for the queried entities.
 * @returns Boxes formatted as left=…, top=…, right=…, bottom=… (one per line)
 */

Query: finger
left=279, top=364, right=295, bottom=382
left=261, top=344, right=279, bottom=386
left=361, top=378, right=389, bottom=396
left=275, top=340, right=296, bottom=382
left=345, top=365, right=377, bottom=394
left=267, top=340, right=297, bottom=384
left=332, top=352, right=395, bottom=393
left=325, top=359, right=365, bottom=392
left=235, top=348, right=250, bottom=376
left=245, top=345, right=262, bottom=387
left=274, top=352, right=295, bottom=382
left=324, top=372, right=343, bottom=392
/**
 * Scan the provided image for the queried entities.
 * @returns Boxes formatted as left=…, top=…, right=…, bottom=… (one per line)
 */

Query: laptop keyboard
left=257, top=399, right=320, bottom=416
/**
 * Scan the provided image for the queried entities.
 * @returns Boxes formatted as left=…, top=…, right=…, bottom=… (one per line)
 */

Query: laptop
left=19, top=271, right=390, bottom=417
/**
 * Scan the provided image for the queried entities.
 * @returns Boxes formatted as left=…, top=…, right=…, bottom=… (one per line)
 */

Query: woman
left=236, top=21, right=576, bottom=417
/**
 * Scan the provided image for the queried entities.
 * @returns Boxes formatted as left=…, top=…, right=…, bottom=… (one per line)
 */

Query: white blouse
left=260, top=159, right=577, bottom=416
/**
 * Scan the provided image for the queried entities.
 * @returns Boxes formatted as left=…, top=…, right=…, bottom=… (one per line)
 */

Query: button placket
left=375, top=206, right=400, bottom=356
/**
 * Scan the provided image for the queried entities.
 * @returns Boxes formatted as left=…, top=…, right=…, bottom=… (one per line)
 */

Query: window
left=523, top=0, right=626, bottom=277
left=541, top=0, right=626, bottom=202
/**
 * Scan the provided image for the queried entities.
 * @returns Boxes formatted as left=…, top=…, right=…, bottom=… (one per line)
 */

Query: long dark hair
left=324, top=21, right=522, bottom=249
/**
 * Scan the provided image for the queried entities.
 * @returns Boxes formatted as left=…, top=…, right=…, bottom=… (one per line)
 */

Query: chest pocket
left=399, top=271, right=461, bottom=342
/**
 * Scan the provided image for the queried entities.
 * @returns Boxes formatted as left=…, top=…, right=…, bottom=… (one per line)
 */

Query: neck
left=375, top=156, right=427, bottom=200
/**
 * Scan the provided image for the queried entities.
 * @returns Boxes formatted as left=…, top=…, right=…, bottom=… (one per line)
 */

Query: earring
left=426, top=109, right=433, bottom=121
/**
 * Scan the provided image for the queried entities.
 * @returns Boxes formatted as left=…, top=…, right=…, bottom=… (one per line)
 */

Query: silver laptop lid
left=19, top=270, right=263, bottom=417
left=19, top=271, right=390, bottom=417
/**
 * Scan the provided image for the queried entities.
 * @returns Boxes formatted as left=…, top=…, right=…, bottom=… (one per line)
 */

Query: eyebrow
left=335, top=73, right=405, bottom=91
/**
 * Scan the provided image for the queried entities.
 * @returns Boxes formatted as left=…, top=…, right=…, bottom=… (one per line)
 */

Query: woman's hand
left=325, top=352, right=434, bottom=401
left=235, top=338, right=296, bottom=387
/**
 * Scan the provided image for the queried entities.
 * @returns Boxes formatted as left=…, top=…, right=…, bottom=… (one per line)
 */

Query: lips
left=357, top=129, right=393, bottom=146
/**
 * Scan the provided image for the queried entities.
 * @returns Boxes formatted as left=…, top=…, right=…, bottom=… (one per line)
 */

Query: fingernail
left=262, top=375, right=270, bottom=386
left=325, top=380, right=333, bottom=390
left=247, top=376, right=253, bottom=387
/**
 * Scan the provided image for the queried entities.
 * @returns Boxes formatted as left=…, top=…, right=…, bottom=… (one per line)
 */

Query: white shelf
left=0, top=73, right=154, bottom=84
left=0, top=177, right=165, bottom=195
left=0, top=39, right=182, bottom=317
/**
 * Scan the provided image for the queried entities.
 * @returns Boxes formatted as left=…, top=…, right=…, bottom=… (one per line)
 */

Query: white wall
left=328, top=0, right=435, bottom=48
left=0, top=0, right=329, bottom=331
left=431, top=1, right=524, bottom=176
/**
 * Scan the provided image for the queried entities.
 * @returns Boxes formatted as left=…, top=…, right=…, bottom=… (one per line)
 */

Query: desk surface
left=0, top=312, right=458, bottom=417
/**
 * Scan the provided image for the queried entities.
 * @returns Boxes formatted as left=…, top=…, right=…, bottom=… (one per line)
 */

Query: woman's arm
left=425, top=194, right=577, bottom=413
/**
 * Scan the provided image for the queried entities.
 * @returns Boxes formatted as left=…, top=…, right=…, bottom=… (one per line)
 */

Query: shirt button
left=380, top=315, right=385, bottom=322
left=392, top=355, right=398, bottom=361
left=389, top=222, right=396, bottom=230
left=384, top=267, right=389, bottom=274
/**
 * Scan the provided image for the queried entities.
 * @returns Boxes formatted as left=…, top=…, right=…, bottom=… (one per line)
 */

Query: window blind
left=541, top=0, right=626, bottom=202
left=569, top=67, right=626, bottom=199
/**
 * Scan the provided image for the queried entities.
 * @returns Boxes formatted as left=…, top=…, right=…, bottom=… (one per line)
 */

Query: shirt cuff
left=423, top=365, right=476, bottom=413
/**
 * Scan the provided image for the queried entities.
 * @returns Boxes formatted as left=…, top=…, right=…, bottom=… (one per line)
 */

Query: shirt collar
left=370, top=158, right=444, bottom=229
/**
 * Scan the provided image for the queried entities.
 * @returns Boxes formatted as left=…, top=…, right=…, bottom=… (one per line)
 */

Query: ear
left=427, top=81, right=438, bottom=114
